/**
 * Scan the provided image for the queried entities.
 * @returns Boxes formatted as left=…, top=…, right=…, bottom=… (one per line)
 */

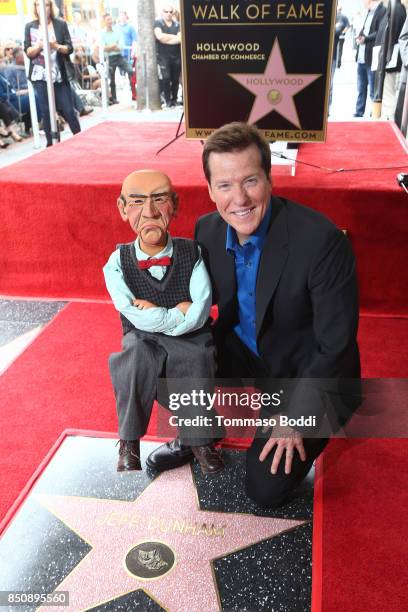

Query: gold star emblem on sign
left=229, top=38, right=321, bottom=128
left=36, top=465, right=304, bottom=611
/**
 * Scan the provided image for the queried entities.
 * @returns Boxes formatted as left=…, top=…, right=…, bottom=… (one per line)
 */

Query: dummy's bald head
left=117, top=169, right=179, bottom=254
left=121, top=169, right=173, bottom=201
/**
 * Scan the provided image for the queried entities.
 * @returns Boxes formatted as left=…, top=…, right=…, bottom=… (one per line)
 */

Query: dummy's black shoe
left=146, top=438, right=193, bottom=471
left=192, top=445, right=224, bottom=476
left=117, top=439, right=141, bottom=471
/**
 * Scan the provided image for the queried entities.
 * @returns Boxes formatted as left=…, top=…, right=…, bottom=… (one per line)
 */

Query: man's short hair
left=202, top=122, right=271, bottom=184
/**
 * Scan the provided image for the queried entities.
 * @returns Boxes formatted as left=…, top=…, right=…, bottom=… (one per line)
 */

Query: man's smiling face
left=117, top=170, right=176, bottom=255
left=207, top=144, right=272, bottom=245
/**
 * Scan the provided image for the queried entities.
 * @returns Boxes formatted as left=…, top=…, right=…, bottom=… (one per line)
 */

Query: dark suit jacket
left=395, top=14, right=408, bottom=126
left=24, top=18, right=74, bottom=82
left=195, top=197, right=361, bottom=427
left=375, top=2, right=406, bottom=73
left=357, top=3, right=387, bottom=67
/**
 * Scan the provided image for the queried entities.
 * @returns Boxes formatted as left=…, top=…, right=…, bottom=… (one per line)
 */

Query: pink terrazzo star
left=36, top=465, right=304, bottom=611
left=229, top=38, right=321, bottom=128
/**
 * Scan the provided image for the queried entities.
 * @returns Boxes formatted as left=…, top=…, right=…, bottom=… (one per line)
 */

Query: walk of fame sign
left=0, top=436, right=315, bottom=611
left=180, top=0, right=337, bottom=141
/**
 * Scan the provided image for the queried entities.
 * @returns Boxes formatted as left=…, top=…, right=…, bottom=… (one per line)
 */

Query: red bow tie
left=138, top=256, right=172, bottom=269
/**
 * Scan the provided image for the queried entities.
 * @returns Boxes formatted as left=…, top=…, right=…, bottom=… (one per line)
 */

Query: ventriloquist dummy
left=103, top=169, right=224, bottom=476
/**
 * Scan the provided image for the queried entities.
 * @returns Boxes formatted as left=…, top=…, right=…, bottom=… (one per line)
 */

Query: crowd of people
left=100, top=4, right=182, bottom=108
left=0, top=1, right=97, bottom=149
left=0, top=42, right=26, bottom=149
left=2, top=1, right=408, bottom=149
left=331, top=0, right=408, bottom=125
left=0, top=2, right=183, bottom=150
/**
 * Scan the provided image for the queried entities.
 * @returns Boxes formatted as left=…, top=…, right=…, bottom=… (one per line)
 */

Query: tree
left=136, top=0, right=161, bottom=110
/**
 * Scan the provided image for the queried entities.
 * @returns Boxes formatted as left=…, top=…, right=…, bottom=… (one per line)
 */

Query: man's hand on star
left=259, top=423, right=306, bottom=475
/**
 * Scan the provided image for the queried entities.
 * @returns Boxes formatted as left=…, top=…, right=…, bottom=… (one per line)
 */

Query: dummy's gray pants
left=109, top=325, right=225, bottom=445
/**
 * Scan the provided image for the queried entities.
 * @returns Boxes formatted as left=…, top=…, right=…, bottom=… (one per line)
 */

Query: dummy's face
left=118, top=171, right=175, bottom=253
left=207, top=145, right=272, bottom=245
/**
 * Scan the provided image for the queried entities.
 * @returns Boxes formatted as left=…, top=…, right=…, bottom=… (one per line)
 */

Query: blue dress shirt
left=226, top=203, right=272, bottom=356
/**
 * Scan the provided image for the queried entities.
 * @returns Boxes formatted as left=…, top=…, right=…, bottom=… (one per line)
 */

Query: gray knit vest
left=119, top=238, right=199, bottom=335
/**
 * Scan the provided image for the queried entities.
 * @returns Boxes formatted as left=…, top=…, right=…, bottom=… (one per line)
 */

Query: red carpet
left=318, top=313, right=408, bottom=610
left=320, top=438, right=408, bottom=612
left=0, top=302, right=407, bottom=611
left=0, top=121, right=407, bottom=314
left=0, top=301, right=246, bottom=526
left=0, top=303, right=118, bottom=524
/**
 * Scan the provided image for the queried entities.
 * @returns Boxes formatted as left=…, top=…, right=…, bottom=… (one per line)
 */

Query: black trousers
left=107, top=54, right=132, bottom=102
left=337, top=37, right=345, bottom=68
left=157, top=55, right=181, bottom=105
left=0, top=100, right=17, bottom=126
left=33, top=80, right=80, bottom=146
left=216, top=330, right=329, bottom=508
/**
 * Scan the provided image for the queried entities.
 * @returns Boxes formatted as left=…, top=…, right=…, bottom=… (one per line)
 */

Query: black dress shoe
left=146, top=438, right=193, bottom=471
left=192, top=445, right=224, bottom=476
left=117, top=439, right=141, bottom=471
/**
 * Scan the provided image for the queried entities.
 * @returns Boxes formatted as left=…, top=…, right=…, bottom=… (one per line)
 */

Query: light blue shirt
left=102, top=29, right=123, bottom=57
left=103, top=235, right=212, bottom=336
left=115, top=23, right=137, bottom=60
